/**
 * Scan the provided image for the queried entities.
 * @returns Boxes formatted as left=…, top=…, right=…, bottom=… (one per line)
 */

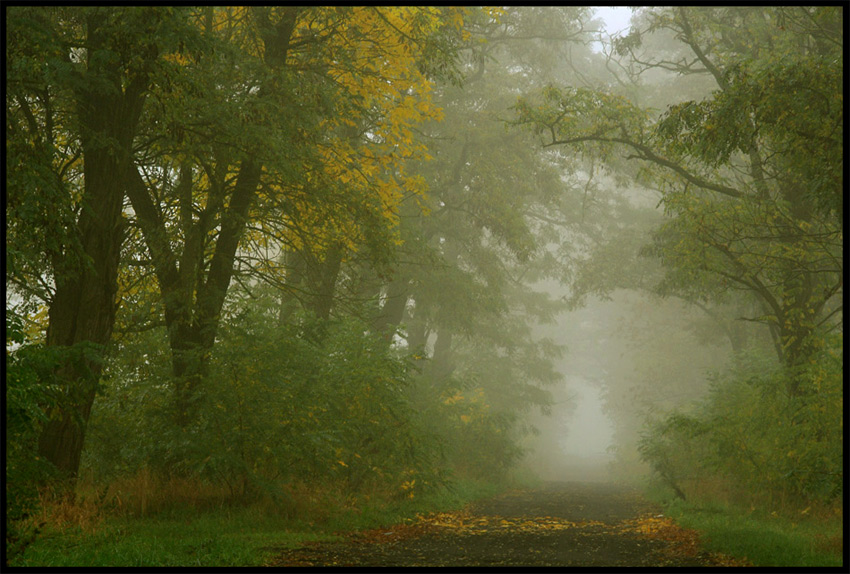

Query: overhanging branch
left=545, top=134, right=744, bottom=199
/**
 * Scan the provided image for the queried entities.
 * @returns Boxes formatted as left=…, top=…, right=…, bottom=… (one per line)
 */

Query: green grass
left=9, top=478, right=500, bottom=567
left=10, top=507, right=333, bottom=567
left=646, top=485, right=843, bottom=567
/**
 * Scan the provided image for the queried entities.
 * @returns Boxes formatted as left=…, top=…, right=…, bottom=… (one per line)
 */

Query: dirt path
left=268, top=481, right=749, bottom=567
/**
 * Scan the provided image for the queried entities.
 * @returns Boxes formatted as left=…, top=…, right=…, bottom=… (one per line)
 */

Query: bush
left=638, top=333, right=842, bottom=507
left=197, top=309, right=445, bottom=501
left=5, top=311, right=61, bottom=561
left=82, top=300, right=446, bottom=510
left=426, top=384, right=525, bottom=482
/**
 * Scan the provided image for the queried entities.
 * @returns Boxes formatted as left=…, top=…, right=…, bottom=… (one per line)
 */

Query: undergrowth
left=646, top=481, right=843, bottom=568
left=7, top=475, right=500, bottom=567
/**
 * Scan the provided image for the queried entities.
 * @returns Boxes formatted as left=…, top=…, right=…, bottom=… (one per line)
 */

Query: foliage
left=375, top=6, right=603, bottom=482
left=6, top=478, right=499, bottom=567
left=638, top=332, right=842, bottom=506
left=7, top=5, right=842, bottom=567
left=203, top=307, right=445, bottom=499
left=512, top=6, right=843, bottom=374
left=653, top=491, right=843, bottom=567
left=5, top=311, right=60, bottom=561
left=85, top=288, right=445, bottom=502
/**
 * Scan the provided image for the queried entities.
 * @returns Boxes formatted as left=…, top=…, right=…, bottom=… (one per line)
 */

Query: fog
left=552, top=377, right=615, bottom=482
left=7, top=7, right=841, bottom=529
left=559, top=379, right=613, bottom=461
left=592, top=6, right=632, bottom=52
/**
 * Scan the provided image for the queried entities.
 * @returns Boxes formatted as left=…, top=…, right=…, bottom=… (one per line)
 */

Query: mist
left=7, top=7, right=841, bottom=564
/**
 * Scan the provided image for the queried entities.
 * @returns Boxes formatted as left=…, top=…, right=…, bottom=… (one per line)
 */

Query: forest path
left=267, top=481, right=749, bottom=567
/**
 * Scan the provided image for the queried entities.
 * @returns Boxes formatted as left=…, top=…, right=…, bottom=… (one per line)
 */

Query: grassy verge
left=646, top=484, right=843, bottom=567
left=9, top=479, right=500, bottom=567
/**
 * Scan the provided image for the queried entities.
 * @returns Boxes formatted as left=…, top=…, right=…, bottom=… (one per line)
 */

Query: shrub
left=83, top=299, right=446, bottom=510
left=638, top=333, right=842, bottom=507
left=5, top=311, right=61, bottom=561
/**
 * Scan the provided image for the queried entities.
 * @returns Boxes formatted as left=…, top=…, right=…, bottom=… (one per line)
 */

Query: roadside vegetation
left=638, top=341, right=843, bottom=568
left=647, top=481, right=842, bottom=568
left=8, top=474, right=499, bottom=567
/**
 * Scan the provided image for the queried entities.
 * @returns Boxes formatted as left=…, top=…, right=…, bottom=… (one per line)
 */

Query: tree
left=124, top=6, right=304, bottom=427
left=351, top=7, right=616, bottom=476
left=513, top=6, right=842, bottom=392
left=123, top=6, right=469, bottom=429
left=6, top=6, right=187, bottom=479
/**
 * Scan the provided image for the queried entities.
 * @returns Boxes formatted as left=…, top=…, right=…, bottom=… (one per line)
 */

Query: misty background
left=7, top=7, right=842, bottom=551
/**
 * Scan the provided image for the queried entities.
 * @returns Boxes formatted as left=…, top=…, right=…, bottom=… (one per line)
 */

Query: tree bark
left=127, top=7, right=300, bottom=427
left=38, top=11, right=151, bottom=478
left=278, top=248, right=308, bottom=326
left=307, top=242, right=344, bottom=322
left=428, top=327, right=456, bottom=383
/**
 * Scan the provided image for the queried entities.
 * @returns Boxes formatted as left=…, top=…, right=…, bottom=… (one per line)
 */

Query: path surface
left=268, top=481, right=748, bottom=567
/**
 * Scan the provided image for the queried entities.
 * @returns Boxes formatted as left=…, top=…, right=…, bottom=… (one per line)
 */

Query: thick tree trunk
left=279, top=248, right=308, bottom=325
left=170, top=325, right=208, bottom=427
left=38, top=12, right=149, bottom=479
left=429, top=327, right=456, bottom=383
left=406, top=318, right=428, bottom=353
left=307, top=242, right=344, bottom=322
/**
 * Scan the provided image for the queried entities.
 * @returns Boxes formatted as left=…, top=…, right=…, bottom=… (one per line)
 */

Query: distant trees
left=514, top=6, right=842, bottom=382
left=361, top=6, right=609, bottom=477
left=513, top=5, right=843, bottom=505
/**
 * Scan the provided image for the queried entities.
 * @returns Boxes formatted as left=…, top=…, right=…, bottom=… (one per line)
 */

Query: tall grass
left=8, top=470, right=500, bottom=567
left=646, top=481, right=843, bottom=568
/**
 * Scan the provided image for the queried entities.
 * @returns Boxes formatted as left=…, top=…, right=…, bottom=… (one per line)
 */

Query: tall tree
left=125, top=6, right=304, bottom=427
left=514, top=6, right=842, bottom=392
left=6, top=6, right=184, bottom=478
left=124, top=6, right=467, bottom=427
left=350, top=7, right=612, bottom=474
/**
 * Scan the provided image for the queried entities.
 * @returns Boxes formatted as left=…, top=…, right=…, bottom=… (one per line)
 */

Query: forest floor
left=266, top=481, right=751, bottom=567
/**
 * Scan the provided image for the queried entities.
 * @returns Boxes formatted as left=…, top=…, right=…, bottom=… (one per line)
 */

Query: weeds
left=8, top=470, right=500, bottom=567
left=646, top=480, right=843, bottom=567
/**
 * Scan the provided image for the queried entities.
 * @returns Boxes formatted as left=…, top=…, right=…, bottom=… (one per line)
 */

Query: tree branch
left=545, top=134, right=744, bottom=199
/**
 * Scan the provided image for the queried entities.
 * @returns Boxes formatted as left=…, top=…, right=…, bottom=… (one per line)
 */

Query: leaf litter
left=269, top=482, right=753, bottom=567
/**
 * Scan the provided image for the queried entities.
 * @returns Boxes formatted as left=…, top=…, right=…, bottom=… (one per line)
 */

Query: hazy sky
left=594, top=6, right=632, bottom=35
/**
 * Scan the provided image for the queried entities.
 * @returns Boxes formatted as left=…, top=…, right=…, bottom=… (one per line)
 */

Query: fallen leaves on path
left=619, top=514, right=752, bottom=566
left=410, top=511, right=608, bottom=534
left=347, top=508, right=751, bottom=566
left=272, top=485, right=755, bottom=567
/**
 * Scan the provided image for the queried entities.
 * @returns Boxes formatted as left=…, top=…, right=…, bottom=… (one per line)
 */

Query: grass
left=11, top=506, right=332, bottom=567
left=646, top=482, right=843, bottom=567
left=8, top=478, right=501, bottom=567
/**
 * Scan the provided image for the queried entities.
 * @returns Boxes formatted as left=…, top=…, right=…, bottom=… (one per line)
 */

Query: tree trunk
left=307, top=242, right=344, bottom=321
left=406, top=311, right=429, bottom=354
left=37, top=11, right=150, bottom=479
left=279, top=248, right=308, bottom=325
left=372, top=277, right=409, bottom=341
left=126, top=7, right=300, bottom=428
left=169, top=157, right=263, bottom=427
left=429, top=327, right=456, bottom=383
